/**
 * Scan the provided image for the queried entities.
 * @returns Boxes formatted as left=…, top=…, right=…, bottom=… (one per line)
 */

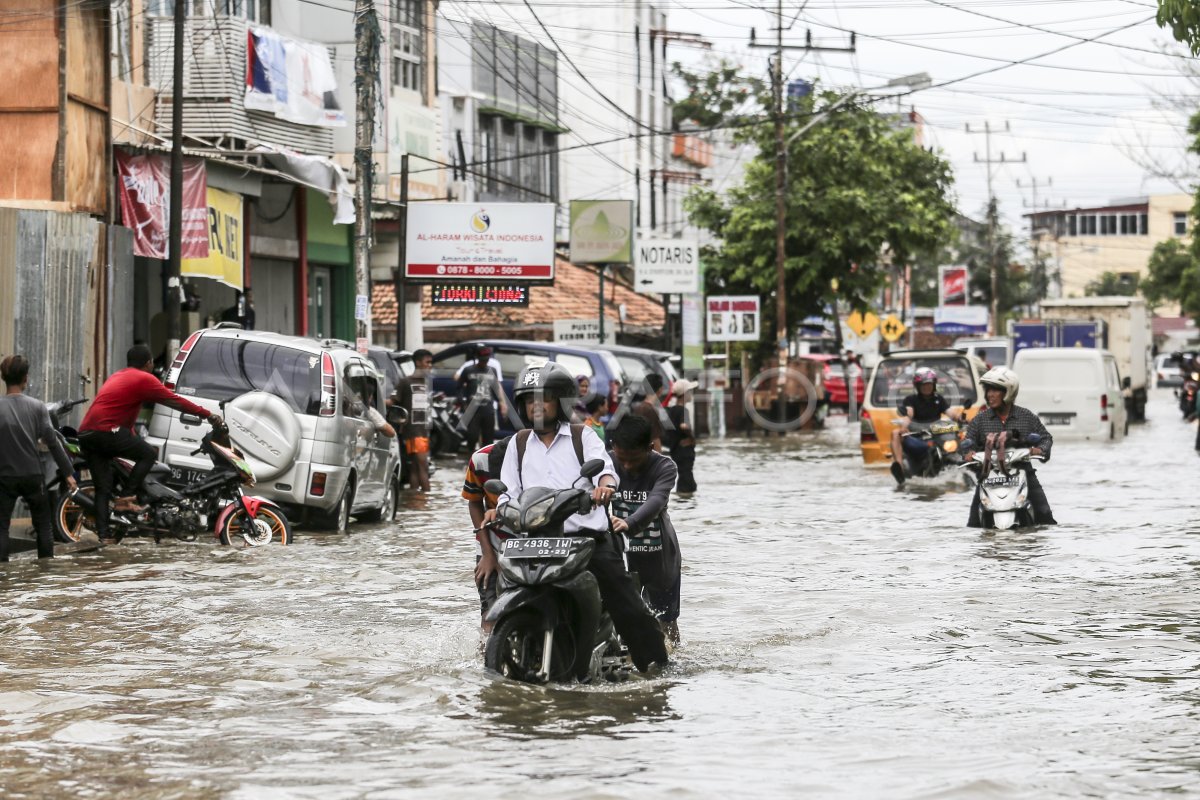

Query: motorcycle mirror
left=579, top=458, right=605, bottom=480
left=179, top=413, right=203, bottom=426
left=484, top=478, right=507, bottom=496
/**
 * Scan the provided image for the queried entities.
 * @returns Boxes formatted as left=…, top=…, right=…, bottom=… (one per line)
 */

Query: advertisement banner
left=934, top=305, right=989, bottom=334
left=405, top=203, right=555, bottom=281
left=569, top=200, right=634, bottom=265
left=707, top=295, right=760, bottom=342
left=939, top=265, right=968, bottom=306
left=181, top=187, right=243, bottom=289
left=245, top=27, right=346, bottom=128
left=681, top=294, right=705, bottom=372
left=115, top=149, right=208, bottom=260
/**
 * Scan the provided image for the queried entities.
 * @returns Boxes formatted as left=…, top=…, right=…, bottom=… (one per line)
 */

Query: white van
left=1012, top=348, right=1128, bottom=441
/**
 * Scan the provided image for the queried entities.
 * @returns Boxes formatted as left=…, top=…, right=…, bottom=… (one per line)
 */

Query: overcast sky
left=658, top=0, right=1197, bottom=240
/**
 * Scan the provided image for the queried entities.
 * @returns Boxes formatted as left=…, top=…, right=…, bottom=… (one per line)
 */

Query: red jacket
left=80, top=368, right=210, bottom=433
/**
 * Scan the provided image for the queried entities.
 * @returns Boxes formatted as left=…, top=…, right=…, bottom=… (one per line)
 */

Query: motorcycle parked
left=1176, top=352, right=1198, bottom=419
left=894, top=415, right=965, bottom=479
left=428, top=391, right=464, bottom=455
left=961, top=435, right=1045, bottom=530
left=40, top=397, right=91, bottom=542
left=54, top=413, right=293, bottom=547
left=481, top=460, right=633, bottom=685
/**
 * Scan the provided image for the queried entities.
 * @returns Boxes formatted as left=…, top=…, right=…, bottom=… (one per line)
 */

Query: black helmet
left=514, top=362, right=578, bottom=427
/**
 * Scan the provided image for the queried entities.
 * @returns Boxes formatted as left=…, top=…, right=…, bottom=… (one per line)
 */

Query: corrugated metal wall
left=107, top=225, right=136, bottom=377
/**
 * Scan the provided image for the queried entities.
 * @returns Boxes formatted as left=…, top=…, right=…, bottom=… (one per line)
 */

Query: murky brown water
left=2, top=392, right=1198, bottom=798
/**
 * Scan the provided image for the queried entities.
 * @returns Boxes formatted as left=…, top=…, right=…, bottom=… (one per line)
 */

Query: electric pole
left=966, top=121, right=1025, bottom=335
left=166, top=0, right=185, bottom=360
left=353, top=0, right=381, bottom=349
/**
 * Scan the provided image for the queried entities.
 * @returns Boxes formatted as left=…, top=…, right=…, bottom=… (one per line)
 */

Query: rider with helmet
left=890, top=367, right=962, bottom=484
left=485, top=361, right=670, bottom=673
left=961, top=366, right=1057, bottom=526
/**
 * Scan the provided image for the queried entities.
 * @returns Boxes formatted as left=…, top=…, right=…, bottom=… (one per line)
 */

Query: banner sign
left=115, top=149, right=208, bottom=260
left=635, top=238, right=700, bottom=294
left=934, top=305, right=989, bottom=334
left=430, top=284, right=530, bottom=306
left=707, top=295, right=760, bottom=342
left=246, top=27, right=346, bottom=128
left=569, top=200, right=634, bottom=264
left=939, top=265, right=968, bottom=306
left=682, top=294, right=704, bottom=372
left=405, top=203, right=555, bottom=281
left=181, top=186, right=243, bottom=289
left=553, top=319, right=601, bottom=345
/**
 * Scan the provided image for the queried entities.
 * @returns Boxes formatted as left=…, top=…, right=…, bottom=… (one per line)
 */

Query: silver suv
left=146, top=328, right=401, bottom=531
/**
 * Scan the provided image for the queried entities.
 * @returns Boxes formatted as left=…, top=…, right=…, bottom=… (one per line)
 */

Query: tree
left=1157, top=0, right=1200, bottom=55
left=669, top=58, right=764, bottom=131
left=684, top=88, right=957, bottom=349
left=1143, top=238, right=1200, bottom=318
left=1085, top=271, right=1140, bottom=297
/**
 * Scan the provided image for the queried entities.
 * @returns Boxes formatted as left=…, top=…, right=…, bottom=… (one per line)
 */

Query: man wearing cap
left=664, top=378, right=699, bottom=493
left=458, top=346, right=507, bottom=449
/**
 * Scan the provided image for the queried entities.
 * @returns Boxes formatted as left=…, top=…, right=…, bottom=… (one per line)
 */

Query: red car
left=802, top=354, right=865, bottom=407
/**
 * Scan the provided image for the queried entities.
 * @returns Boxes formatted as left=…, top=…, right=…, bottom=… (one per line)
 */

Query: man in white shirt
left=490, top=362, right=669, bottom=672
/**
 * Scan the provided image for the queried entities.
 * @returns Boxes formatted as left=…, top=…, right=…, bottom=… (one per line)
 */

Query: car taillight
left=1100, top=394, right=1109, bottom=422
left=310, top=471, right=327, bottom=496
left=860, top=409, right=877, bottom=443
left=319, top=352, right=337, bottom=417
left=164, top=330, right=203, bottom=389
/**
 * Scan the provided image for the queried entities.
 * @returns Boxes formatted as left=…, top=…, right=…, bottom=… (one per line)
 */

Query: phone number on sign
left=439, top=265, right=528, bottom=276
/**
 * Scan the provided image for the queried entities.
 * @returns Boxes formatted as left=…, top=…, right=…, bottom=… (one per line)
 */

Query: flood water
left=2, top=392, right=1199, bottom=798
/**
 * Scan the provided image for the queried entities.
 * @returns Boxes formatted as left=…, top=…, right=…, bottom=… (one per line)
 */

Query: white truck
left=1035, top=297, right=1151, bottom=422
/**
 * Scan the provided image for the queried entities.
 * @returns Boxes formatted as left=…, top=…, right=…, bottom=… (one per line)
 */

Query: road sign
left=880, top=314, right=907, bottom=343
left=553, top=319, right=601, bottom=345
left=635, top=238, right=700, bottom=294
left=846, top=311, right=880, bottom=339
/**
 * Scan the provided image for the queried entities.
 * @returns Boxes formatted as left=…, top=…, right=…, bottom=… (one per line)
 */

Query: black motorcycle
left=897, top=418, right=966, bottom=479
left=55, top=414, right=292, bottom=547
left=428, top=391, right=464, bottom=455
left=481, top=460, right=633, bottom=685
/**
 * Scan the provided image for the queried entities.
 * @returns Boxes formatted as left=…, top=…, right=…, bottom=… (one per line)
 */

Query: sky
left=656, top=0, right=1199, bottom=242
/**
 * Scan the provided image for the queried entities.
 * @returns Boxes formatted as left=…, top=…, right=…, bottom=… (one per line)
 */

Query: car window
left=870, top=356, right=976, bottom=407
left=554, top=352, right=595, bottom=379
left=343, top=360, right=382, bottom=417
left=367, top=351, right=401, bottom=397
left=597, top=350, right=626, bottom=384
left=1106, top=358, right=1121, bottom=389
left=176, top=337, right=321, bottom=415
left=615, top=354, right=648, bottom=382
left=658, top=357, right=679, bottom=383
left=494, top=348, right=545, bottom=379
left=975, top=346, right=1007, bottom=368
left=432, top=349, right=468, bottom=379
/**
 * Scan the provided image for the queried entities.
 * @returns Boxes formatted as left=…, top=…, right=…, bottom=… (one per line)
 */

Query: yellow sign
left=846, top=310, right=880, bottom=339
left=880, top=314, right=907, bottom=342
left=182, top=187, right=243, bottom=290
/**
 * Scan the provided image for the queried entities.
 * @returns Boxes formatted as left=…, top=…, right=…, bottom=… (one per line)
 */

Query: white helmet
left=980, top=366, right=1019, bottom=404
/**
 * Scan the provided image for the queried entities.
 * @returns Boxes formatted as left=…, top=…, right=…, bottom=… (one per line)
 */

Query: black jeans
left=671, top=446, right=697, bottom=493
left=464, top=406, right=496, bottom=450
left=587, top=532, right=669, bottom=671
left=968, top=466, right=1057, bottom=527
left=80, top=428, right=157, bottom=538
left=0, top=475, right=54, bottom=561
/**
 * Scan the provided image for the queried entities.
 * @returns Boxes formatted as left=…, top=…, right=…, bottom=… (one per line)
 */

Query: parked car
left=148, top=329, right=402, bottom=531
left=1154, top=353, right=1183, bottom=388
left=365, top=345, right=415, bottom=400
left=431, top=340, right=628, bottom=434
left=1013, top=347, right=1128, bottom=440
left=859, top=349, right=989, bottom=466
left=800, top=353, right=865, bottom=408
left=952, top=336, right=1011, bottom=368
left=595, top=344, right=679, bottom=393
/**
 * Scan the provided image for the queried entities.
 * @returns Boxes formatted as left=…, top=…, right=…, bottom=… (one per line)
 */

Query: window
left=391, top=0, right=422, bottom=28
left=176, top=338, right=320, bottom=415
left=870, top=356, right=977, bottom=407
left=554, top=353, right=595, bottom=379
left=1175, top=212, right=1189, bottom=236
left=1140, top=213, right=1148, bottom=235
left=148, top=0, right=269, bottom=21
left=1067, top=214, right=1077, bottom=237
left=391, top=0, right=424, bottom=97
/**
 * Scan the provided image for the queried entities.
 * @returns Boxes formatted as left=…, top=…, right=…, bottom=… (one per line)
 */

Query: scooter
left=961, top=434, right=1045, bottom=530
left=55, top=413, right=293, bottom=547
left=480, top=459, right=633, bottom=685
left=894, top=415, right=965, bottom=479
left=428, top=391, right=464, bottom=455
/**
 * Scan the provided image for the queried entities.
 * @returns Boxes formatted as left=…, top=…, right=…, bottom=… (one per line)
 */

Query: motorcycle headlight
left=943, top=440, right=958, bottom=453
left=522, top=495, right=554, bottom=531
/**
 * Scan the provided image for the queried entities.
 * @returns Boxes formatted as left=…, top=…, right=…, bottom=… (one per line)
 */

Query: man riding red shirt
left=79, top=344, right=217, bottom=540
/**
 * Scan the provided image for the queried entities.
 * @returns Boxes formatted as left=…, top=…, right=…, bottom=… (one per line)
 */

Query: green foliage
left=669, top=59, right=765, bottom=131
left=685, top=88, right=956, bottom=345
left=1157, top=0, right=1200, bottom=55
left=1085, top=271, right=1140, bottom=297
left=1143, top=238, right=1200, bottom=319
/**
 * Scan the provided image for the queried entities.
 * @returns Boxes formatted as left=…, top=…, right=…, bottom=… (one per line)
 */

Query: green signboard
left=569, top=200, right=634, bottom=265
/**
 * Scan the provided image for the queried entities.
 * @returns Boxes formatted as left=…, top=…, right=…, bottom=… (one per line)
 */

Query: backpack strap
left=570, top=423, right=585, bottom=466
left=515, top=429, right=532, bottom=484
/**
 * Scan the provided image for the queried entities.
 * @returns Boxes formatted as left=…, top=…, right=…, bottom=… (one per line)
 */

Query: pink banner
left=115, top=150, right=209, bottom=260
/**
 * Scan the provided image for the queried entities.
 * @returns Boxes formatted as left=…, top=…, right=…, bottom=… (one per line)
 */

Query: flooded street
left=3, top=392, right=1200, bottom=798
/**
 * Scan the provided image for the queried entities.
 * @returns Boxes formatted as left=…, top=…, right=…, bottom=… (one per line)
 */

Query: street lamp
left=772, top=73, right=931, bottom=379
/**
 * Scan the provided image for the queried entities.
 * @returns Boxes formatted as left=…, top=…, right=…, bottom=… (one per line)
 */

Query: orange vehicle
left=859, top=349, right=989, bottom=467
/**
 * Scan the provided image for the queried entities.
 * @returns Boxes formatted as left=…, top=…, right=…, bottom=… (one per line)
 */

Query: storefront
left=305, top=187, right=354, bottom=341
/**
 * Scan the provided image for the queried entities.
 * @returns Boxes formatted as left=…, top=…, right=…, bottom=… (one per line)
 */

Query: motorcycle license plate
left=170, top=467, right=208, bottom=484
left=984, top=475, right=1018, bottom=486
left=504, top=538, right=570, bottom=559
left=1043, top=413, right=1074, bottom=426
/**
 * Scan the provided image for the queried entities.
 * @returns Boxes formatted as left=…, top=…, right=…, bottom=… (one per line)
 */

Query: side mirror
left=179, top=413, right=203, bottom=426
left=484, top=478, right=507, bottom=496
left=579, top=458, right=605, bottom=480
left=1122, top=376, right=1131, bottom=389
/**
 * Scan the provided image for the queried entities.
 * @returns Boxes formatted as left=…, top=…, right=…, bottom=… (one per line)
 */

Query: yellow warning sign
left=880, top=314, right=907, bottom=343
left=845, top=311, right=880, bottom=339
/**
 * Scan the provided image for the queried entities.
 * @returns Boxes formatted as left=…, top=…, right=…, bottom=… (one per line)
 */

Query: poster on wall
left=706, top=295, right=761, bottom=342
left=405, top=203, right=556, bottom=281
left=939, top=265, right=968, bottom=306
left=115, top=150, right=209, bottom=261
left=181, top=187, right=243, bottom=290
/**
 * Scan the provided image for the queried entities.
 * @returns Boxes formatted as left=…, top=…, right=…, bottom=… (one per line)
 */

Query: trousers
left=586, top=532, right=669, bottom=671
left=0, top=475, right=54, bottom=561
left=81, top=428, right=157, bottom=538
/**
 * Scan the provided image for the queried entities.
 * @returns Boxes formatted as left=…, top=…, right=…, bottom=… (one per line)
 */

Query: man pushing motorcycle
left=485, top=361, right=669, bottom=673
left=961, top=366, right=1057, bottom=526
left=79, top=344, right=221, bottom=542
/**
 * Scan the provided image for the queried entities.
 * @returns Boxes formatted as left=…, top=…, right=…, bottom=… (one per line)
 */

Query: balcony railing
left=145, top=16, right=335, bottom=157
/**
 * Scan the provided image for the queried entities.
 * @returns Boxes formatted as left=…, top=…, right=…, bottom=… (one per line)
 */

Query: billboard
left=707, top=296, right=760, bottom=342
left=405, top=203, right=555, bottom=281
left=569, top=200, right=634, bottom=264
left=181, top=187, right=243, bottom=290
left=939, top=266, right=968, bottom=306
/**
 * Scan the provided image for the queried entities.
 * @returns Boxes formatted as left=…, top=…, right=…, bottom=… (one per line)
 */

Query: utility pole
left=166, top=0, right=185, bottom=360
left=966, top=121, right=1025, bottom=335
left=1017, top=176, right=1057, bottom=308
left=353, top=0, right=381, bottom=350
left=749, top=7, right=854, bottom=418
left=394, top=154, right=409, bottom=349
